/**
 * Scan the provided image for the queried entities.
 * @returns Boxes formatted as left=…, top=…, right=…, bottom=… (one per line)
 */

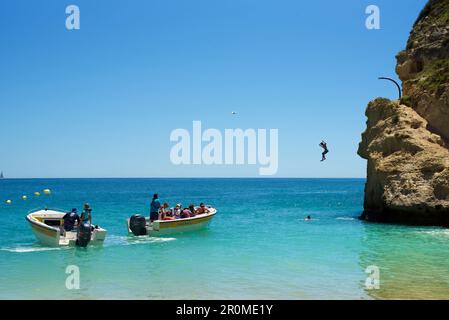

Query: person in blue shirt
left=63, top=208, right=80, bottom=231
left=79, top=203, right=92, bottom=226
left=150, top=193, right=161, bottom=222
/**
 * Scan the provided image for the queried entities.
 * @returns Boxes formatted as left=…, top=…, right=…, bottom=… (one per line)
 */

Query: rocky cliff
left=358, top=0, right=449, bottom=225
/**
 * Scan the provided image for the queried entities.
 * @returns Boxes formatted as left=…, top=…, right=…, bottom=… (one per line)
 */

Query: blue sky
left=0, top=0, right=426, bottom=178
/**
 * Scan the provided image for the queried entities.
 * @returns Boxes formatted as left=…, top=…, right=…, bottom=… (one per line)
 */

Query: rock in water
left=358, top=98, right=449, bottom=225
left=359, top=0, right=449, bottom=226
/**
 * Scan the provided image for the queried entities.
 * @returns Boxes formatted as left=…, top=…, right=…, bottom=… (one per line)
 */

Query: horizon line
left=0, top=176, right=366, bottom=179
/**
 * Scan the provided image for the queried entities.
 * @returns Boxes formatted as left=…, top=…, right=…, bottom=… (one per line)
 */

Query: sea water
left=0, top=178, right=449, bottom=299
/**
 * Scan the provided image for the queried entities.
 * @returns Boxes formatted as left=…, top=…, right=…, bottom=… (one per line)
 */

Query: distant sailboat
left=0, top=172, right=4, bottom=179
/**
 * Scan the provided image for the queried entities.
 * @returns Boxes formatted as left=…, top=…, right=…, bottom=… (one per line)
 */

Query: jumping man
left=319, top=141, right=329, bottom=161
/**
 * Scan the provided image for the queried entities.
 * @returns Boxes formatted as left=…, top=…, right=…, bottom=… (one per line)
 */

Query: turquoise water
left=1, top=178, right=449, bottom=300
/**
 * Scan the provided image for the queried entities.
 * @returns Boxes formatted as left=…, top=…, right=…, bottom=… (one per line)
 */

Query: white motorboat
left=127, top=206, right=217, bottom=236
left=26, top=208, right=107, bottom=247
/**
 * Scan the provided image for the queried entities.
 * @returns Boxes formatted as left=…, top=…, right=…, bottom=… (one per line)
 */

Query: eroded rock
left=358, top=99, right=449, bottom=225
left=359, top=0, right=449, bottom=225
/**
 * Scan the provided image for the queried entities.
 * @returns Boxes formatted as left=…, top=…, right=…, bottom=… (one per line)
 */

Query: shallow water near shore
left=1, top=178, right=449, bottom=299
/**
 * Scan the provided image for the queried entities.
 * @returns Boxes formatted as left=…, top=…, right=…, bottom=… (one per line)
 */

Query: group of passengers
left=149, top=193, right=210, bottom=222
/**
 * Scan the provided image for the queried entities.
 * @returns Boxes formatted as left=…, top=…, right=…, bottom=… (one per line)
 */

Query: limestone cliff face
left=358, top=99, right=449, bottom=225
left=358, top=0, right=449, bottom=225
left=396, top=0, right=449, bottom=140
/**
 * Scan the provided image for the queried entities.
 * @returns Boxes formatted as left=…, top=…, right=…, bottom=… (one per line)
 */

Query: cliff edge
left=358, top=0, right=449, bottom=225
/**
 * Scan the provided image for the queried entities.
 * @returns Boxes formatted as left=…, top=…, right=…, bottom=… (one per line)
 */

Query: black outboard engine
left=129, top=214, right=147, bottom=236
left=76, top=222, right=92, bottom=247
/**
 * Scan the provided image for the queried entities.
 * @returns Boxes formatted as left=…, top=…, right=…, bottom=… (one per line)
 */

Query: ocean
left=1, top=178, right=448, bottom=299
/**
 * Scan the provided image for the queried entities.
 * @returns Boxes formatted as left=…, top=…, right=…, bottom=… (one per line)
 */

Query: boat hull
left=127, top=208, right=217, bottom=237
left=26, top=209, right=107, bottom=247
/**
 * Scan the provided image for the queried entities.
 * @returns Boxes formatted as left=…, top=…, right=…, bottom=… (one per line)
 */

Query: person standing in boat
left=150, top=193, right=161, bottom=222
left=79, top=203, right=92, bottom=226
left=63, top=208, right=80, bottom=232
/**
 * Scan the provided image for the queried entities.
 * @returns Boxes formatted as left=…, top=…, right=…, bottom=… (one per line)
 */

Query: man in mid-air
left=319, top=141, right=329, bottom=161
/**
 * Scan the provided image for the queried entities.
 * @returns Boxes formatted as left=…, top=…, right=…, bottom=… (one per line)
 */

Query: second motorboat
left=127, top=206, right=217, bottom=236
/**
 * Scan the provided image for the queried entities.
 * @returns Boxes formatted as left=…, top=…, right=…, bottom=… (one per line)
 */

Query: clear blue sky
left=0, top=0, right=426, bottom=178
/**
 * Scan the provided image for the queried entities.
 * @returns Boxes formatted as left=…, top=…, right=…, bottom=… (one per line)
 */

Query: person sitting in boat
left=173, top=204, right=182, bottom=218
left=150, top=193, right=161, bottom=222
left=161, top=202, right=173, bottom=217
left=160, top=202, right=174, bottom=220
left=180, top=208, right=191, bottom=219
left=196, top=203, right=210, bottom=214
left=188, top=204, right=197, bottom=217
left=63, top=208, right=80, bottom=232
left=79, top=203, right=92, bottom=226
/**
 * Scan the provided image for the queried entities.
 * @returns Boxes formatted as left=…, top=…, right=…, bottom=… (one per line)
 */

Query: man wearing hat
left=80, top=203, right=92, bottom=226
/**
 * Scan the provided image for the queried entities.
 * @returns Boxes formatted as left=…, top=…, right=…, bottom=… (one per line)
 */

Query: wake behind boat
left=26, top=208, right=107, bottom=247
left=127, top=206, right=217, bottom=237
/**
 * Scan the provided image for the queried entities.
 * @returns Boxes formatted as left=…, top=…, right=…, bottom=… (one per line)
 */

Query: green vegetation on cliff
left=433, top=0, right=449, bottom=25
left=414, top=0, right=449, bottom=26
left=417, top=58, right=449, bottom=93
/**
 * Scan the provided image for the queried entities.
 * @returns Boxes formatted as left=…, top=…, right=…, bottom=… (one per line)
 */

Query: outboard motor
left=76, top=222, right=92, bottom=247
left=129, top=214, right=147, bottom=236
